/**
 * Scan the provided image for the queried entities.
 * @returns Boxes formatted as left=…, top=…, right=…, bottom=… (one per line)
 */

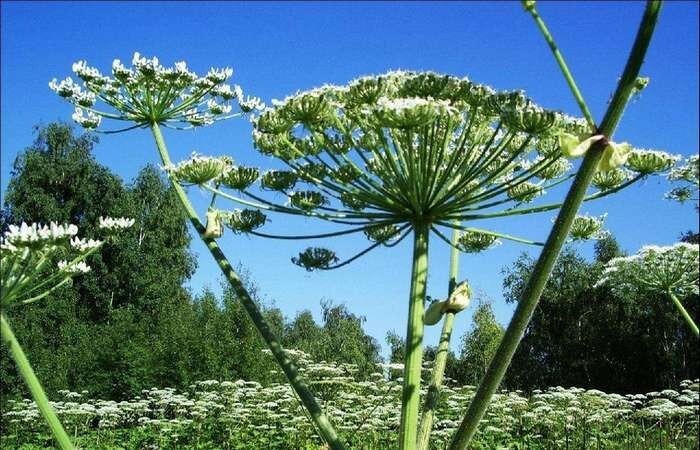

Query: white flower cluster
left=50, top=53, right=265, bottom=130
left=2, top=350, right=697, bottom=448
left=58, top=260, right=91, bottom=274
left=666, top=154, right=699, bottom=205
left=596, top=242, right=700, bottom=298
left=163, top=153, right=232, bottom=185
left=2, top=222, right=78, bottom=250
left=98, top=216, right=136, bottom=231
left=1, top=220, right=127, bottom=307
left=70, top=237, right=103, bottom=252
left=568, top=213, right=607, bottom=241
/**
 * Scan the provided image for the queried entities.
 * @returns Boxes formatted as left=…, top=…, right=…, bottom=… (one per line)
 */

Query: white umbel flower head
left=51, top=53, right=259, bottom=131
left=72, top=108, right=101, bottom=129
left=596, top=243, right=699, bottom=299
left=98, top=216, right=136, bottom=231
left=58, top=260, right=91, bottom=274
left=4, top=222, right=78, bottom=247
left=568, top=213, right=607, bottom=241
left=70, top=237, right=103, bottom=252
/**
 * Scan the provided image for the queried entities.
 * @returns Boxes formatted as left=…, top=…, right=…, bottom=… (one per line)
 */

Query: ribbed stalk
left=398, top=223, right=430, bottom=450
left=417, top=228, right=460, bottom=450
left=448, top=2, right=662, bottom=448
left=668, top=291, right=699, bottom=337
left=1, top=314, right=75, bottom=450
left=149, top=123, right=345, bottom=450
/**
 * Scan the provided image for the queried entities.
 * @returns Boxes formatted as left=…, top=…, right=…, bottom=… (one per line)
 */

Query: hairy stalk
left=448, top=2, right=662, bottom=448
left=398, top=223, right=430, bottom=450
left=149, top=123, right=345, bottom=450
left=667, top=291, right=699, bottom=337
left=1, top=314, right=75, bottom=450
left=417, top=228, right=460, bottom=450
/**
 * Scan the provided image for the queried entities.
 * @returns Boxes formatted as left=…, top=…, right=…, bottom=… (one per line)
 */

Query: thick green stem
left=1, top=314, right=75, bottom=450
left=398, top=223, right=430, bottom=450
left=448, top=2, right=662, bottom=449
left=149, top=123, right=345, bottom=450
left=524, top=2, right=596, bottom=129
left=667, top=291, right=699, bottom=337
left=417, top=228, right=460, bottom=450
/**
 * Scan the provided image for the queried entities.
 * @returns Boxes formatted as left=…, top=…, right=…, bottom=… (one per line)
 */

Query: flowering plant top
left=596, top=243, right=700, bottom=299
left=1, top=217, right=134, bottom=308
left=50, top=53, right=264, bottom=131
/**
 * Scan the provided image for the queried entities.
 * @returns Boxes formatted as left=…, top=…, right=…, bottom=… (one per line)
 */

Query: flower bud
left=598, top=142, right=631, bottom=172
left=292, top=247, right=339, bottom=271
left=444, top=281, right=472, bottom=313
left=204, top=209, right=224, bottom=239
left=424, top=300, right=447, bottom=326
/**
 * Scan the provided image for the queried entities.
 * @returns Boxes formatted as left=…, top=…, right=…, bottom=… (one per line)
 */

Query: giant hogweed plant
left=47, top=2, right=668, bottom=449
left=596, top=243, right=699, bottom=337
left=48, top=53, right=347, bottom=448
left=0, top=217, right=134, bottom=450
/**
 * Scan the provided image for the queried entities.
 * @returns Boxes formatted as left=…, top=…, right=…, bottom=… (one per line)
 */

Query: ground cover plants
left=1, top=352, right=698, bottom=449
left=3, top=0, right=698, bottom=448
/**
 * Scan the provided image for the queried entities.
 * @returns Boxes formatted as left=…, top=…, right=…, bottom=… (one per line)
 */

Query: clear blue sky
left=2, top=1, right=698, bottom=356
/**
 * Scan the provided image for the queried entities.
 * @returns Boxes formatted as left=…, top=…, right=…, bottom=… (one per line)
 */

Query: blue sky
left=1, top=1, right=698, bottom=355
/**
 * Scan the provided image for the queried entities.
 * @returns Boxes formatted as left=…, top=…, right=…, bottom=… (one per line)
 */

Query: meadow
left=2, top=350, right=698, bottom=449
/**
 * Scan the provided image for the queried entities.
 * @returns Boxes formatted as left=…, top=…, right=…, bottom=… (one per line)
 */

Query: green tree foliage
left=501, top=234, right=699, bottom=393
left=454, top=303, right=505, bottom=386
left=286, top=301, right=381, bottom=378
left=1, top=123, right=195, bottom=398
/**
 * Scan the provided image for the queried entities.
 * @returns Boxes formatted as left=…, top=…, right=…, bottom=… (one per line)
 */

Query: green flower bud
left=166, top=154, right=230, bottom=185
left=204, top=209, right=225, bottom=239
left=297, top=163, right=329, bottom=182
left=364, top=224, right=400, bottom=244
left=289, top=191, right=328, bottom=211
left=507, top=181, right=543, bottom=203
left=224, top=209, right=267, bottom=233
left=218, top=166, right=259, bottom=190
left=333, top=164, right=362, bottom=183
left=537, top=157, right=572, bottom=180
left=457, top=231, right=501, bottom=253
left=261, top=170, right=298, bottom=191
left=592, top=168, right=628, bottom=191
left=340, top=191, right=367, bottom=211
left=292, top=247, right=339, bottom=271
left=626, top=149, right=678, bottom=175
left=569, top=214, right=606, bottom=241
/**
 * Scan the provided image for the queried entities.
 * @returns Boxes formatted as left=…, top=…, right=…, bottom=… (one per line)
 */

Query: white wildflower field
left=2, top=351, right=698, bottom=449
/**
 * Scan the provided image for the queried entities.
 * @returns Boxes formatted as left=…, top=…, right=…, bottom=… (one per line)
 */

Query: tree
left=454, top=303, right=504, bottom=386
left=1, top=123, right=195, bottom=399
left=286, top=301, right=381, bottom=378
left=501, top=236, right=699, bottom=393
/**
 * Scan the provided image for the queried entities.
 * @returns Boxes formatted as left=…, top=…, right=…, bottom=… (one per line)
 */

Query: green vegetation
left=2, top=351, right=698, bottom=450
